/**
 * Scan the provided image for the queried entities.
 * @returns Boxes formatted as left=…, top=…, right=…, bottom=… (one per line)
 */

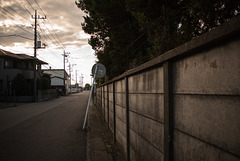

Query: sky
left=0, top=0, right=97, bottom=86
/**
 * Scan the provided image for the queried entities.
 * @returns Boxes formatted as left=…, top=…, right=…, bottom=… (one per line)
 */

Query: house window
left=4, top=60, right=13, bottom=69
left=16, top=61, right=27, bottom=69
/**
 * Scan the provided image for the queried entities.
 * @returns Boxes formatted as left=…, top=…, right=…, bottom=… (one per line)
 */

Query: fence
left=37, top=89, right=58, bottom=101
left=95, top=16, right=240, bottom=161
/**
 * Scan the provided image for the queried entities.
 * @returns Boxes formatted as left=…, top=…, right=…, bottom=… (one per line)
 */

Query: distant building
left=42, top=69, right=70, bottom=95
left=0, top=48, right=47, bottom=101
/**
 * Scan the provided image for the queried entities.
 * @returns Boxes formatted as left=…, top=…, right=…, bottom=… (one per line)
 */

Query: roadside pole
left=83, top=64, right=98, bottom=129
left=82, top=63, right=106, bottom=129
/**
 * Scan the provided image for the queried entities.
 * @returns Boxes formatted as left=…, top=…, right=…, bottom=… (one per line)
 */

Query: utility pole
left=68, top=63, right=71, bottom=94
left=80, top=74, right=84, bottom=87
left=33, top=10, right=37, bottom=102
left=63, top=51, right=69, bottom=95
left=63, top=50, right=66, bottom=95
left=32, top=10, right=46, bottom=102
left=75, top=70, right=79, bottom=85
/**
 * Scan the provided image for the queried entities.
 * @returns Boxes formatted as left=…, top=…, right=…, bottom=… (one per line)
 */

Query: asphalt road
left=0, top=91, right=90, bottom=161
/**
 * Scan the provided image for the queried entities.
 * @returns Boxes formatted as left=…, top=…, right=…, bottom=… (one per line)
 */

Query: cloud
left=0, top=0, right=96, bottom=85
left=77, top=30, right=91, bottom=39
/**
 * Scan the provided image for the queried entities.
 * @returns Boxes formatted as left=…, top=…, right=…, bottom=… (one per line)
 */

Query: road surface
left=0, top=91, right=89, bottom=161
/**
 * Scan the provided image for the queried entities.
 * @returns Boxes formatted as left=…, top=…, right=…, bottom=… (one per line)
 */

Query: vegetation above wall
left=76, top=0, right=240, bottom=81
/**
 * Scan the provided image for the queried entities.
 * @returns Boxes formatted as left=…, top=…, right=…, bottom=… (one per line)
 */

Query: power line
left=1, top=8, right=16, bottom=18
left=1, top=1, right=68, bottom=70
left=0, top=12, right=33, bottom=35
left=127, top=31, right=146, bottom=48
left=0, top=5, right=32, bottom=28
left=34, top=0, right=66, bottom=50
left=7, top=6, right=30, bottom=22
left=16, top=0, right=32, bottom=15
left=34, top=0, right=45, bottom=15
left=0, top=34, right=33, bottom=40
left=41, top=19, right=65, bottom=50
left=40, top=21, right=64, bottom=49
left=38, top=25, right=65, bottom=60
left=24, top=0, right=35, bottom=11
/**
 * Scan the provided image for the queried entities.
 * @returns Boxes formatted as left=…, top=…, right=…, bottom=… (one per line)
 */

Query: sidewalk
left=0, top=102, right=23, bottom=110
left=87, top=103, right=125, bottom=161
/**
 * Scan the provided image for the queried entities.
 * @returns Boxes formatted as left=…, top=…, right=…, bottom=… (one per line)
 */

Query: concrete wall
left=0, top=89, right=58, bottom=102
left=128, top=67, right=165, bottom=161
left=38, top=89, right=58, bottom=101
left=95, top=16, right=240, bottom=161
left=172, top=38, right=240, bottom=161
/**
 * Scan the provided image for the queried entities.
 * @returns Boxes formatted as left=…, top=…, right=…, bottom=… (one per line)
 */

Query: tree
left=12, top=74, right=32, bottom=96
left=76, top=0, right=149, bottom=80
left=76, top=0, right=240, bottom=82
left=37, top=74, right=51, bottom=90
left=84, top=83, right=91, bottom=90
left=126, top=0, right=240, bottom=54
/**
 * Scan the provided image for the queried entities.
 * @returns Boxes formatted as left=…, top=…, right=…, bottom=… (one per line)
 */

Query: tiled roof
left=0, top=48, right=47, bottom=64
left=0, top=49, right=20, bottom=59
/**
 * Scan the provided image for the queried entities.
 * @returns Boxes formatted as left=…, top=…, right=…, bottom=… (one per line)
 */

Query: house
left=0, top=48, right=47, bottom=101
left=42, top=69, right=70, bottom=95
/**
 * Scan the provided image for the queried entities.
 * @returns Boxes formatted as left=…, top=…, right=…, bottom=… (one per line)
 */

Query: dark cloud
left=0, top=0, right=96, bottom=85
left=0, top=0, right=88, bottom=48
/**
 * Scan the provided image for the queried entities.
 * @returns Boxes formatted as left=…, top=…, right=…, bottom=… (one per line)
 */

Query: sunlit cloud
left=0, top=0, right=97, bottom=85
left=77, top=31, right=91, bottom=40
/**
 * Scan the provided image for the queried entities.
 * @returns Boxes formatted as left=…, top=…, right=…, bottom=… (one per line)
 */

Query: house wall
left=43, top=70, right=70, bottom=95
left=0, top=56, right=37, bottom=96
left=95, top=16, right=240, bottom=161
left=0, top=69, right=34, bottom=95
left=51, top=77, right=64, bottom=86
left=43, top=70, right=64, bottom=86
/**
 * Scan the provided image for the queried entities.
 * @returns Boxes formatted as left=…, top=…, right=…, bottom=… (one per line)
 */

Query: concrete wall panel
left=129, top=111, right=139, bottom=133
left=173, top=39, right=240, bottom=95
left=115, top=79, right=126, bottom=93
left=129, top=94, right=164, bottom=123
left=115, top=93, right=126, bottom=107
left=138, top=116, right=164, bottom=152
left=137, top=135, right=164, bottom=161
left=116, top=104, right=126, bottom=123
left=116, top=116, right=126, bottom=137
left=109, top=110, right=114, bottom=132
left=174, top=95, right=240, bottom=156
left=108, top=83, right=113, bottom=92
left=109, top=92, right=113, bottom=102
left=109, top=100, right=113, bottom=113
left=130, top=130, right=137, bottom=161
left=104, top=89, right=107, bottom=98
left=128, top=67, right=164, bottom=94
left=174, top=130, right=240, bottom=161
left=116, top=117, right=127, bottom=154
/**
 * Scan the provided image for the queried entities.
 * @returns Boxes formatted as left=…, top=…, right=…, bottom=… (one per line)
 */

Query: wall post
left=164, top=61, right=173, bottom=161
left=125, top=77, right=130, bottom=161
left=113, top=81, right=116, bottom=143
left=107, top=84, right=110, bottom=129
left=101, top=86, right=102, bottom=115
left=103, top=86, right=105, bottom=121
